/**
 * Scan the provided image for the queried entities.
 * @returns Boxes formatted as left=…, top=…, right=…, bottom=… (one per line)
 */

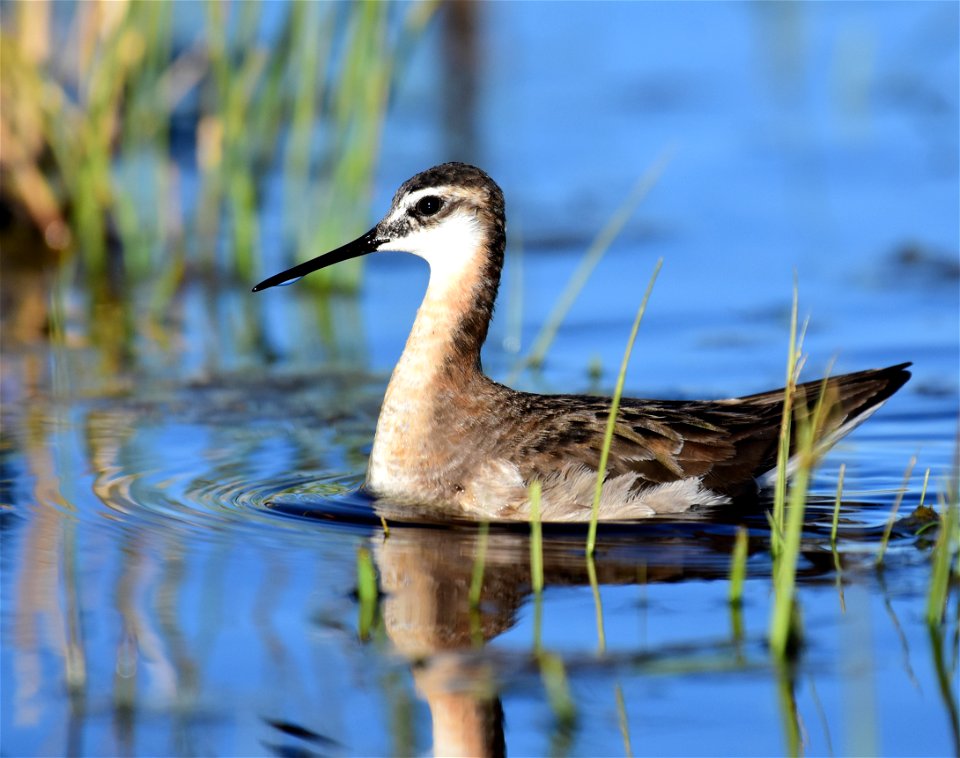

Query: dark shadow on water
left=262, top=486, right=935, bottom=547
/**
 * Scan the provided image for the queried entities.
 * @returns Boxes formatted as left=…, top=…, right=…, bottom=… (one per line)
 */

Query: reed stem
left=586, top=258, right=663, bottom=556
left=468, top=521, right=490, bottom=610
left=772, top=278, right=801, bottom=554
left=514, top=147, right=674, bottom=378
left=729, top=526, right=749, bottom=607
left=876, top=456, right=917, bottom=567
left=831, top=463, right=846, bottom=546
left=529, top=480, right=544, bottom=594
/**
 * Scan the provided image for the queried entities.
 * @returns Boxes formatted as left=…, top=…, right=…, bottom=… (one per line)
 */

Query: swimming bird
left=253, top=163, right=910, bottom=521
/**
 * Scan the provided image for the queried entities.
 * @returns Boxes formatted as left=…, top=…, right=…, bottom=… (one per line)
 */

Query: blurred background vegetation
left=1, top=0, right=438, bottom=343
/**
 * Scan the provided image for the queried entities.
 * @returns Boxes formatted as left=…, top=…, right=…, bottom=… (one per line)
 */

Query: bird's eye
left=415, top=195, right=442, bottom=216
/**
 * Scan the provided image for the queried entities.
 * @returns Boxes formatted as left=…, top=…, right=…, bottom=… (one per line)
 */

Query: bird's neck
left=366, top=239, right=504, bottom=496
left=389, top=242, right=501, bottom=399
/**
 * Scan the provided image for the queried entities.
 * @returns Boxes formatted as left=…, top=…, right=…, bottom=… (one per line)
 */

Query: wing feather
left=494, top=363, right=910, bottom=498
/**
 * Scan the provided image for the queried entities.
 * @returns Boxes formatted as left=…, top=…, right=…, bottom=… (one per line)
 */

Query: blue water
left=2, top=3, right=958, bottom=756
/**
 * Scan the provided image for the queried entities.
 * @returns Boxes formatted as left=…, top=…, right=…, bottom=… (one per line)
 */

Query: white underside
left=458, top=460, right=729, bottom=522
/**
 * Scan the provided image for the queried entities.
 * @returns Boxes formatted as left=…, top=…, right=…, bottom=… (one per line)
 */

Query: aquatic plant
left=356, top=545, right=379, bottom=641
left=0, top=1, right=436, bottom=307
left=830, top=462, right=845, bottom=545
left=529, top=480, right=544, bottom=594
left=586, top=553, right=607, bottom=655
left=615, top=683, right=634, bottom=757
left=538, top=651, right=577, bottom=731
left=768, top=290, right=833, bottom=659
left=728, top=525, right=749, bottom=607
left=728, top=525, right=750, bottom=643
left=918, top=467, right=932, bottom=510
left=831, top=463, right=847, bottom=611
left=876, top=456, right=917, bottom=567
left=528, top=481, right=547, bottom=655
left=770, top=280, right=805, bottom=555
left=926, top=484, right=959, bottom=627
left=468, top=520, right=490, bottom=610
left=512, top=148, right=674, bottom=379
left=586, top=258, right=663, bottom=556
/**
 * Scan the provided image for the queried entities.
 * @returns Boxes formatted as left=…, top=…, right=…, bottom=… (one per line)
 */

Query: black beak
left=252, top=227, right=386, bottom=292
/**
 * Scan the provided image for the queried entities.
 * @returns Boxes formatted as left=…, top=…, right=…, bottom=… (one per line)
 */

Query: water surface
left=2, top=2, right=958, bottom=756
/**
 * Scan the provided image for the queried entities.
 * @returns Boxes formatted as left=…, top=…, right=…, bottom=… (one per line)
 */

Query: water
left=2, top=3, right=958, bottom=756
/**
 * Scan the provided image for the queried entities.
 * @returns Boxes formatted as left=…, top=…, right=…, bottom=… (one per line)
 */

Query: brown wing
left=503, top=363, right=911, bottom=496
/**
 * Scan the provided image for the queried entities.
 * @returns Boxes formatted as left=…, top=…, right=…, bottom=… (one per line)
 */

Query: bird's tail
left=755, top=361, right=912, bottom=484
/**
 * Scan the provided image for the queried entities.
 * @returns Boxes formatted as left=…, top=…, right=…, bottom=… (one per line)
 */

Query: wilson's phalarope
left=254, top=163, right=910, bottom=521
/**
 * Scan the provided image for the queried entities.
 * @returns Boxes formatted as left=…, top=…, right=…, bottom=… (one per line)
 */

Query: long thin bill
left=252, top=228, right=385, bottom=292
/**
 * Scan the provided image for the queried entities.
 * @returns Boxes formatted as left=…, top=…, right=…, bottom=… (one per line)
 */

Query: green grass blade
left=772, top=277, right=801, bottom=551
left=831, top=464, right=847, bottom=612
left=538, top=651, right=577, bottom=729
left=615, top=683, right=634, bottom=757
left=468, top=520, right=490, bottom=610
left=918, top=467, right=931, bottom=509
left=729, top=526, right=749, bottom=644
left=356, top=545, right=378, bottom=640
left=876, top=456, right=916, bottom=567
left=775, top=660, right=801, bottom=757
left=925, top=499, right=959, bottom=626
left=769, top=369, right=833, bottom=658
left=769, top=451, right=811, bottom=658
left=532, top=590, right=544, bottom=654
left=512, top=147, right=674, bottom=379
left=586, top=259, right=662, bottom=556
left=926, top=623, right=960, bottom=747
left=729, top=526, right=749, bottom=606
left=529, top=480, right=544, bottom=594
left=831, top=463, right=846, bottom=545
left=586, top=552, right=607, bottom=655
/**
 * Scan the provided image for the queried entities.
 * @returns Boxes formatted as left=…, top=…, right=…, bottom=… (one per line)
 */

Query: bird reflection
left=371, top=517, right=750, bottom=757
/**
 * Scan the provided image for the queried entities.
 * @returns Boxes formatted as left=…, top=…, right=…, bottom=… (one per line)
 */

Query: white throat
left=378, top=207, right=486, bottom=302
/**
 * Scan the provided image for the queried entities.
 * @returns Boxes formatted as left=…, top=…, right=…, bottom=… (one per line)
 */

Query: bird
left=253, top=162, right=910, bottom=522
